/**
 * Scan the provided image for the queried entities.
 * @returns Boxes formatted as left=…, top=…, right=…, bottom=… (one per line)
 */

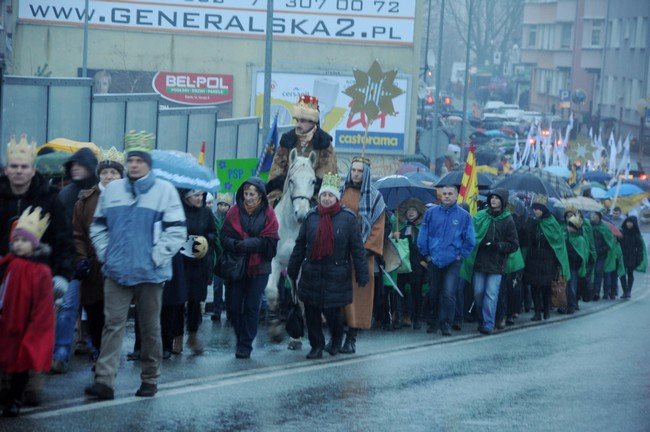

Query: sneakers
left=135, top=383, right=157, bottom=397
left=84, top=382, right=115, bottom=400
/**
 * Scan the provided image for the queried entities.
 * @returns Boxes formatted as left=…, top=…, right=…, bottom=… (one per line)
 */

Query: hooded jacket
left=620, top=216, right=646, bottom=270
left=0, top=172, right=74, bottom=279
left=59, top=148, right=99, bottom=222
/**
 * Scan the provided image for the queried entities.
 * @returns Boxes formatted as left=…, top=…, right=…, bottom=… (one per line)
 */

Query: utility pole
left=262, top=0, right=274, bottom=141
left=459, top=0, right=474, bottom=148
left=421, top=0, right=433, bottom=118
left=430, top=0, right=445, bottom=174
left=82, top=0, right=89, bottom=77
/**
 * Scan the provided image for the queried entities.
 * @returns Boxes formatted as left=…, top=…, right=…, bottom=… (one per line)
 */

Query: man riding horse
left=266, top=94, right=338, bottom=207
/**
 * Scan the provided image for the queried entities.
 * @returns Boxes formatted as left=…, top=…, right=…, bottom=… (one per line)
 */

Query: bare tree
left=447, top=0, right=523, bottom=71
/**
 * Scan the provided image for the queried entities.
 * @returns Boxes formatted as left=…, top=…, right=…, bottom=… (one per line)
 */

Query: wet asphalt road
left=3, top=246, right=649, bottom=431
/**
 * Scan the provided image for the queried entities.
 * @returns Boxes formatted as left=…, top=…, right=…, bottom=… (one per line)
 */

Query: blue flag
left=256, top=113, right=279, bottom=175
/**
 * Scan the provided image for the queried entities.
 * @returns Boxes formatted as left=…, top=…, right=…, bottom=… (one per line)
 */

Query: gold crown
left=6, top=134, right=37, bottom=163
left=321, top=172, right=341, bottom=190
left=216, top=192, right=233, bottom=205
left=100, top=146, right=125, bottom=165
left=124, top=130, right=155, bottom=153
left=14, top=206, right=50, bottom=242
left=352, top=156, right=371, bottom=166
left=293, top=94, right=320, bottom=123
left=532, top=194, right=548, bottom=206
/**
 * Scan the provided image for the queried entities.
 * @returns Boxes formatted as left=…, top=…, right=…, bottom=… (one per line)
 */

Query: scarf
left=344, top=163, right=386, bottom=244
left=295, top=125, right=317, bottom=156
left=311, top=202, right=341, bottom=260
left=244, top=197, right=262, bottom=215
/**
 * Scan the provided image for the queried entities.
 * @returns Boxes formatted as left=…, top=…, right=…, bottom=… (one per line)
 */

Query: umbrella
left=590, top=187, right=607, bottom=199
left=404, top=171, right=439, bottom=188
left=35, top=151, right=69, bottom=175
left=604, top=221, right=622, bottom=239
left=375, top=175, right=437, bottom=209
left=581, top=171, right=612, bottom=183
left=621, top=179, right=650, bottom=192
left=396, top=162, right=430, bottom=175
left=492, top=173, right=562, bottom=199
left=552, top=196, right=604, bottom=212
left=512, top=166, right=574, bottom=198
left=605, top=183, right=644, bottom=198
left=152, top=150, right=220, bottom=192
left=36, top=138, right=101, bottom=157
left=435, top=170, right=494, bottom=189
left=544, top=165, right=571, bottom=178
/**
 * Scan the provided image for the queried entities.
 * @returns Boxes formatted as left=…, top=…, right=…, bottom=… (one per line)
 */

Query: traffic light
left=426, top=95, right=434, bottom=104
left=443, top=96, right=452, bottom=105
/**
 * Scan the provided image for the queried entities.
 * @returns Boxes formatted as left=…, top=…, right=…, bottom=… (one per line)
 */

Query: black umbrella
left=375, top=175, right=437, bottom=209
left=435, top=170, right=494, bottom=190
left=492, top=173, right=562, bottom=199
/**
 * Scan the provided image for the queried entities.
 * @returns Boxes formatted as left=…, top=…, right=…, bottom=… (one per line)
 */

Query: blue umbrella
left=581, top=171, right=612, bottom=183
left=605, top=183, right=644, bottom=198
left=152, top=150, right=220, bottom=192
left=375, top=175, right=437, bottom=209
left=590, top=187, right=607, bottom=199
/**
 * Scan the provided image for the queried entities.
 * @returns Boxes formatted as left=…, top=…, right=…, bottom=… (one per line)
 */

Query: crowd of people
left=0, top=96, right=647, bottom=418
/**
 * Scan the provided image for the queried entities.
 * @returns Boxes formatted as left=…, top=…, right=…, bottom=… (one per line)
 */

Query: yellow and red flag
left=197, top=140, right=206, bottom=165
left=457, top=144, right=479, bottom=215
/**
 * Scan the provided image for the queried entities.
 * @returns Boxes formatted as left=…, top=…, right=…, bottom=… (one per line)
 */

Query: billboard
left=252, top=71, right=409, bottom=154
left=20, top=0, right=415, bottom=46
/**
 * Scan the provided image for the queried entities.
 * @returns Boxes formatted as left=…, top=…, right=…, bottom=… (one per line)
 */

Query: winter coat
left=182, top=201, right=216, bottom=302
left=399, top=219, right=427, bottom=284
left=90, top=172, right=187, bottom=286
left=58, top=148, right=99, bottom=222
left=0, top=172, right=74, bottom=280
left=72, top=186, right=104, bottom=306
left=523, top=215, right=561, bottom=286
left=417, top=203, right=476, bottom=268
left=0, top=252, right=54, bottom=373
left=287, top=206, right=369, bottom=308
left=221, top=178, right=279, bottom=277
left=163, top=253, right=188, bottom=306
left=620, top=216, right=644, bottom=270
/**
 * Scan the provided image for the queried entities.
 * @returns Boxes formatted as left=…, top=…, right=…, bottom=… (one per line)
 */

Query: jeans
left=427, top=260, right=461, bottom=332
left=567, top=269, right=579, bottom=311
left=53, top=279, right=81, bottom=363
left=212, top=277, right=225, bottom=315
left=229, top=274, right=269, bottom=354
left=472, top=272, right=502, bottom=331
left=453, top=277, right=465, bottom=325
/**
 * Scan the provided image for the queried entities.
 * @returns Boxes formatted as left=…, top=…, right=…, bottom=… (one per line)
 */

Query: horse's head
left=285, top=149, right=317, bottom=223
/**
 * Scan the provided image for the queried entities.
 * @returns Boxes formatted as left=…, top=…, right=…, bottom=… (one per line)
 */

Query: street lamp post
left=261, top=0, right=274, bottom=141
left=430, top=0, right=445, bottom=175
left=459, top=0, right=474, bottom=148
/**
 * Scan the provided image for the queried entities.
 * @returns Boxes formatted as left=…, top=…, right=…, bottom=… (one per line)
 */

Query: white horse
left=266, top=149, right=316, bottom=341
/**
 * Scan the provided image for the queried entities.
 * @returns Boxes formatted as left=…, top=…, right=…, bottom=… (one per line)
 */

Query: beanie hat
left=293, top=94, right=320, bottom=123
left=124, top=130, right=155, bottom=167
left=318, top=172, right=342, bottom=200
left=97, top=146, right=125, bottom=177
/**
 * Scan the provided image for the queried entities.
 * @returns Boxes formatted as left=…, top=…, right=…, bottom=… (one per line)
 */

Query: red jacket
left=0, top=254, right=54, bottom=373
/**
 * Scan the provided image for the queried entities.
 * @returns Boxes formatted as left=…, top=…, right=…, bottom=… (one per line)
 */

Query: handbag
left=393, top=238, right=412, bottom=274
left=551, top=272, right=568, bottom=309
left=285, top=278, right=304, bottom=339
left=214, top=251, right=247, bottom=282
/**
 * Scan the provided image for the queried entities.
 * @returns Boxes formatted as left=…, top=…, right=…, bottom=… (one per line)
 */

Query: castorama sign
left=152, top=72, right=233, bottom=105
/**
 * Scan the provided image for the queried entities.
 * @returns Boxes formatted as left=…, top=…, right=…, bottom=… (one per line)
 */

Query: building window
left=638, top=17, right=648, bottom=49
left=609, top=19, right=620, bottom=48
left=629, top=18, right=637, bottom=47
left=591, top=20, right=602, bottom=47
left=561, top=23, right=572, bottom=48
left=528, top=25, right=537, bottom=48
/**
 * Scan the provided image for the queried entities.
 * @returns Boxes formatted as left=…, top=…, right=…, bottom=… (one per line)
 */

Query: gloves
left=52, top=276, right=69, bottom=300
left=75, top=259, right=91, bottom=279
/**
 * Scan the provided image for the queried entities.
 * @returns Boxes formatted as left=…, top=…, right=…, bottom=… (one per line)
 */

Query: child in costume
left=0, top=207, right=55, bottom=417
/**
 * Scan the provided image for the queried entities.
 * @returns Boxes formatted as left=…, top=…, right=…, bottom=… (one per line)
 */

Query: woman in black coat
left=620, top=216, right=645, bottom=298
left=287, top=176, right=369, bottom=359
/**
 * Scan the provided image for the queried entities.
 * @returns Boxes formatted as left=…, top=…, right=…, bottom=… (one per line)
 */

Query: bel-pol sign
left=152, top=72, right=233, bottom=105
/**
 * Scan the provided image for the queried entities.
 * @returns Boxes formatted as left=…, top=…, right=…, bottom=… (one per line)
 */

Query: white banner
left=19, top=0, right=415, bottom=45
left=252, top=71, right=409, bottom=154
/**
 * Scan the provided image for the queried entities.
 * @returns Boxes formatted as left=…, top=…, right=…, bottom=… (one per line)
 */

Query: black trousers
left=531, top=284, right=551, bottom=316
left=5, top=372, right=29, bottom=403
left=84, top=301, right=104, bottom=351
left=161, top=304, right=184, bottom=352
left=620, top=266, right=635, bottom=296
left=304, top=304, right=344, bottom=349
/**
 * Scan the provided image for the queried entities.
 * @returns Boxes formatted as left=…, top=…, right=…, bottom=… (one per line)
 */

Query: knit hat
left=97, top=146, right=125, bottom=177
left=11, top=206, right=50, bottom=249
left=319, top=172, right=342, bottom=200
left=216, top=192, right=233, bottom=206
left=567, top=215, right=583, bottom=230
left=293, top=94, right=320, bottom=123
left=124, top=130, right=155, bottom=167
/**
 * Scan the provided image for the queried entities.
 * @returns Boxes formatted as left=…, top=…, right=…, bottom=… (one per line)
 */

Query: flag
left=608, top=132, right=617, bottom=173
left=256, top=113, right=279, bottom=175
left=197, top=140, right=206, bottom=165
left=457, top=144, right=478, bottom=215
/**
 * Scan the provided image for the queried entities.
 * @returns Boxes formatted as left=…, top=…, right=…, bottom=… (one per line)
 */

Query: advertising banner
left=20, top=0, right=415, bottom=46
left=252, top=71, right=409, bottom=154
left=216, top=158, right=268, bottom=194
left=152, top=72, right=233, bottom=105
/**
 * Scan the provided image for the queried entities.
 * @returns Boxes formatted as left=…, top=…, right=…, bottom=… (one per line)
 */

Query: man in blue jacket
left=417, top=185, right=475, bottom=336
left=84, top=131, right=186, bottom=400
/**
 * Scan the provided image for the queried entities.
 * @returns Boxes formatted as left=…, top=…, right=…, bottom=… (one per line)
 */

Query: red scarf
left=311, top=202, right=341, bottom=260
left=225, top=206, right=279, bottom=278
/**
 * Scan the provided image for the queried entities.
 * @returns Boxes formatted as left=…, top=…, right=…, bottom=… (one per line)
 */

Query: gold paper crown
left=532, top=194, right=548, bottom=206
left=216, top=192, right=233, bottom=205
left=100, top=146, right=125, bottom=165
left=293, top=94, right=320, bottom=123
left=352, top=156, right=371, bottom=166
left=14, top=206, right=50, bottom=242
left=321, top=172, right=341, bottom=190
left=124, top=130, right=155, bottom=153
left=6, top=134, right=37, bottom=163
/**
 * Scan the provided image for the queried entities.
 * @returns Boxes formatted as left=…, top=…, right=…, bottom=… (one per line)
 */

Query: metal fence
left=0, top=75, right=270, bottom=170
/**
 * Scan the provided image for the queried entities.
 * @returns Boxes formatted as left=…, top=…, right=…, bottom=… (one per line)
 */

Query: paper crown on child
left=216, top=192, right=233, bottom=205
left=319, top=172, right=342, bottom=200
left=124, top=130, right=155, bottom=153
left=11, top=206, right=50, bottom=248
left=292, top=94, right=320, bottom=123
left=6, top=134, right=37, bottom=163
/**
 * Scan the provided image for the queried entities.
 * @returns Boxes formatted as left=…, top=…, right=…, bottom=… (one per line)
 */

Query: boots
left=339, top=328, right=357, bottom=354
left=187, top=333, right=204, bottom=355
left=172, top=336, right=184, bottom=354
